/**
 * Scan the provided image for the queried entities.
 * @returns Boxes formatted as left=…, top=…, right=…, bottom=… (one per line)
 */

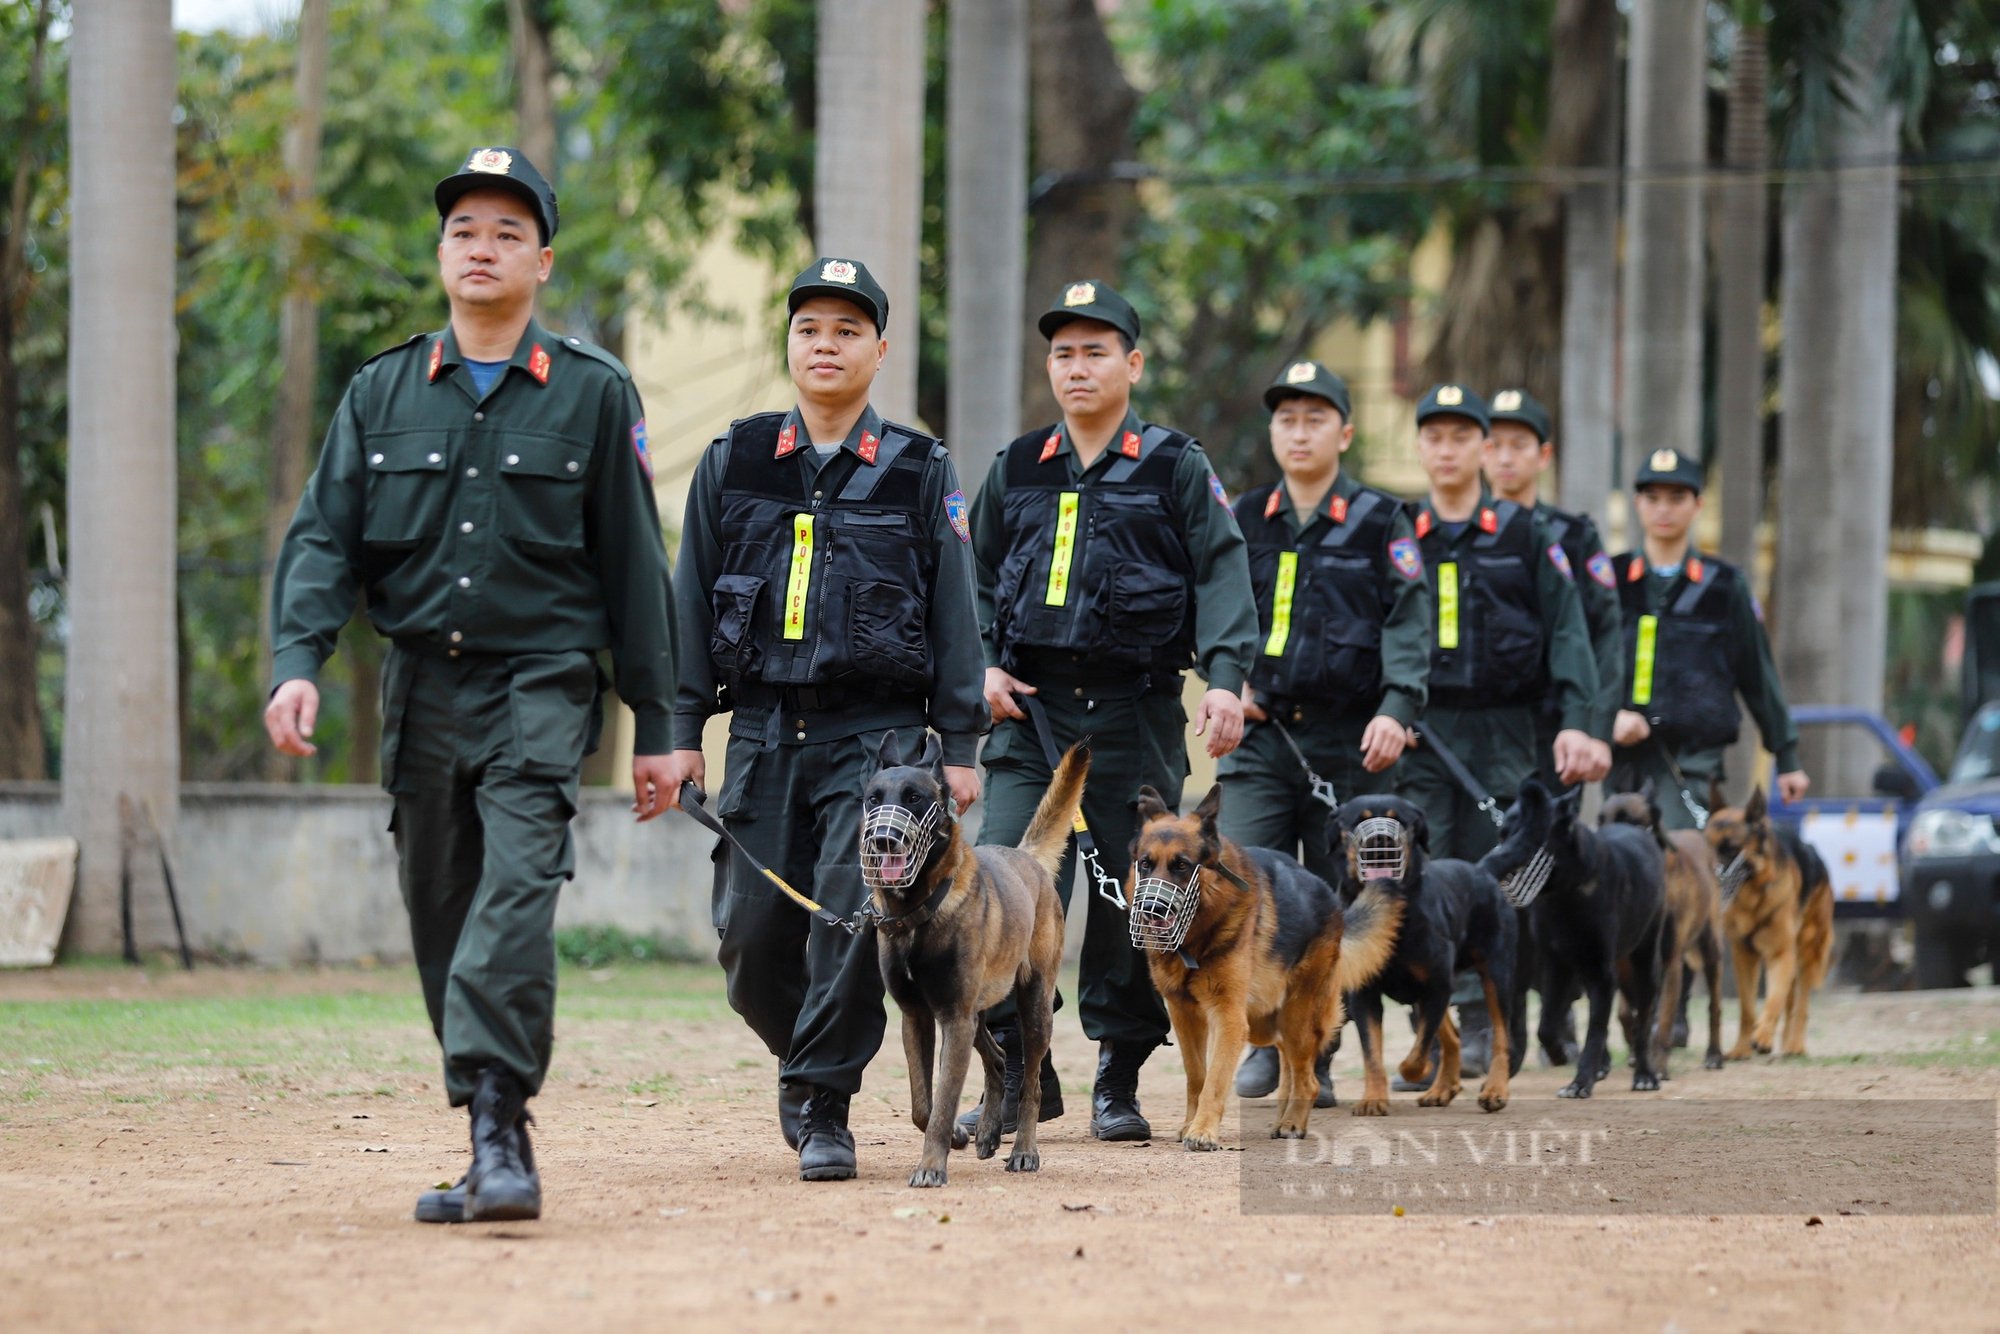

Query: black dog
left=1326, top=790, right=1548, bottom=1115
left=1528, top=789, right=1670, bottom=1098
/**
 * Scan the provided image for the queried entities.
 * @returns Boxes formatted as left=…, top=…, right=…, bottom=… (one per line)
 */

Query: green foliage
left=554, top=923, right=705, bottom=968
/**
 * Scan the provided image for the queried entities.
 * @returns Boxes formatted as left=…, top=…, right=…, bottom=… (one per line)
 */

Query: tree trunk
left=1018, top=0, right=1139, bottom=428
left=63, top=0, right=180, bottom=953
left=815, top=0, right=925, bottom=425
left=0, top=0, right=55, bottom=781
left=1554, top=0, right=1620, bottom=528
left=948, top=0, right=1027, bottom=492
left=259, top=0, right=331, bottom=780
left=506, top=0, right=558, bottom=179
left=1714, top=20, right=1769, bottom=574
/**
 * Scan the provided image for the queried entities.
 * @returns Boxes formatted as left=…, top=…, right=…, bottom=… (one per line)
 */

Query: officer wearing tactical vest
left=1223, top=359, right=1431, bottom=1106
left=661, top=257, right=987, bottom=1183
left=1610, top=448, right=1808, bottom=825
left=964, top=279, right=1259, bottom=1144
left=1482, top=388, right=1620, bottom=791
left=265, top=147, right=678, bottom=1224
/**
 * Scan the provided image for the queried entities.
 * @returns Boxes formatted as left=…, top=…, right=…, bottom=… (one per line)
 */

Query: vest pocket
left=363, top=437, right=450, bottom=548
left=1107, top=566, right=1188, bottom=646
left=708, top=574, right=766, bottom=681
left=849, top=579, right=929, bottom=689
left=1485, top=604, right=1543, bottom=684
left=496, top=441, right=589, bottom=554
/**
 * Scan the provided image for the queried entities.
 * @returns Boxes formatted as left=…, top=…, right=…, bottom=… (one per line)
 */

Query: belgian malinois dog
left=1704, top=786, right=1835, bottom=1058
left=863, top=731, right=1084, bottom=1188
left=1600, top=782, right=1726, bottom=1074
left=1128, top=784, right=1404, bottom=1149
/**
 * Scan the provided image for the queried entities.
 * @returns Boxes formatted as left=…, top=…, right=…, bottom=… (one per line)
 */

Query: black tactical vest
left=988, top=424, right=1197, bottom=677
left=1418, top=499, right=1546, bottom=707
left=1538, top=504, right=1595, bottom=586
left=1237, top=482, right=1400, bottom=710
left=1616, top=553, right=1743, bottom=749
left=706, top=412, right=942, bottom=694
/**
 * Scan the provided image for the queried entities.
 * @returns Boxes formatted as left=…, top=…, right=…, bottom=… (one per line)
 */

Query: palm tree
left=1713, top=4, right=1771, bottom=574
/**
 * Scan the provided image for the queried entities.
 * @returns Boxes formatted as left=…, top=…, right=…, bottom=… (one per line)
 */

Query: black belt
left=731, top=681, right=890, bottom=713
left=1011, top=654, right=1180, bottom=699
left=1256, top=696, right=1372, bottom=726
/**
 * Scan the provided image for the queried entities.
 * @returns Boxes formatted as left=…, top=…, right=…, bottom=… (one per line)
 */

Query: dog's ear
left=1745, top=785, right=1767, bottom=823
left=917, top=730, right=944, bottom=779
left=1194, top=783, right=1222, bottom=828
left=1135, top=785, right=1172, bottom=824
left=879, top=730, right=903, bottom=769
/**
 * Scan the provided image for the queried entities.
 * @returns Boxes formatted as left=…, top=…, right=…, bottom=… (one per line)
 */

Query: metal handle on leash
left=1017, top=691, right=1127, bottom=909
left=1265, top=714, right=1339, bottom=813
left=677, top=781, right=863, bottom=935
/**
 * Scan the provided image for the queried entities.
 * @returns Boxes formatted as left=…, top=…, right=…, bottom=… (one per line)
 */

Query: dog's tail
left=1333, top=882, right=1404, bottom=993
left=1018, top=743, right=1090, bottom=879
left=1477, top=778, right=1554, bottom=883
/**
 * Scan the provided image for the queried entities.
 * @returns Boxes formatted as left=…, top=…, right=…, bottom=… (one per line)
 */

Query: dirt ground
left=3, top=963, right=1997, bottom=1333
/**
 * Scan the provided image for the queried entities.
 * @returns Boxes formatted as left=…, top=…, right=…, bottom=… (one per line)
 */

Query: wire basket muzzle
left=1128, top=867, right=1201, bottom=954
left=1353, top=817, right=1410, bottom=883
left=1715, top=849, right=1750, bottom=902
left=859, top=802, right=941, bottom=891
left=1497, top=845, right=1556, bottom=908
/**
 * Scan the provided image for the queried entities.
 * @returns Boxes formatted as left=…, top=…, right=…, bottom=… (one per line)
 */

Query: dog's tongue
left=878, top=851, right=909, bottom=883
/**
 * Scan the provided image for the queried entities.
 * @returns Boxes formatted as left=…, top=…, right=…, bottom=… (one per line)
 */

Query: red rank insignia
left=1263, top=489, right=1282, bottom=520
left=1039, top=430, right=1061, bottom=463
left=1120, top=431, right=1141, bottom=460
left=528, top=344, right=550, bottom=384
left=1686, top=557, right=1705, bottom=583
left=858, top=431, right=880, bottom=465
left=427, top=340, right=443, bottom=382
left=1415, top=511, right=1433, bottom=539
left=1328, top=494, right=1348, bottom=523
left=776, top=423, right=798, bottom=458
left=1628, top=556, right=1646, bottom=582
left=1478, top=507, right=1498, bottom=534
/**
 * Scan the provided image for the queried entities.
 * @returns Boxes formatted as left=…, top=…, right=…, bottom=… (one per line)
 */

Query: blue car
left=1899, top=702, right=2000, bottom=986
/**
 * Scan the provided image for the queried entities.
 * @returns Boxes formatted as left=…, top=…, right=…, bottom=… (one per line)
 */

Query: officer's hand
left=944, top=764, right=980, bottom=815
left=630, top=754, right=677, bottom=823
left=1359, top=714, right=1409, bottom=773
left=1613, top=709, right=1652, bottom=747
left=263, top=679, right=321, bottom=757
left=1196, top=688, right=1245, bottom=759
left=1580, top=738, right=1614, bottom=784
left=656, top=749, right=707, bottom=813
left=1552, top=729, right=1596, bottom=787
left=985, top=667, right=1036, bottom=724
left=1242, top=685, right=1268, bottom=723
left=1776, top=770, right=1810, bottom=804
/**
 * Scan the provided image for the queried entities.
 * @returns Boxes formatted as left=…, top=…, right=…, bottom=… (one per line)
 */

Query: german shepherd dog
left=1326, top=791, right=1545, bottom=1116
left=1128, top=784, right=1403, bottom=1149
left=1531, top=789, right=1670, bottom=1097
left=1599, top=783, right=1726, bottom=1074
left=1703, top=786, right=1836, bottom=1058
left=863, top=732, right=1085, bottom=1188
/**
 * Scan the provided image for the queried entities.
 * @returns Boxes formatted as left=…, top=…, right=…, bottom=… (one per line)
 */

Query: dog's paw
left=950, top=1124, right=970, bottom=1150
left=1780, top=1045, right=1808, bottom=1059
left=1416, top=1082, right=1460, bottom=1108
left=1631, top=1071, right=1661, bottom=1092
left=1005, top=1149, right=1041, bottom=1173
left=909, top=1166, right=948, bottom=1189
left=975, top=1129, right=1001, bottom=1161
left=1183, top=1131, right=1222, bottom=1152
left=1270, top=1122, right=1308, bottom=1140
left=1556, top=1079, right=1594, bottom=1099
left=1353, top=1099, right=1389, bottom=1118
left=1724, top=1044, right=1753, bottom=1062
left=1703, top=1050, right=1725, bottom=1071
left=1477, top=1089, right=1508, bottom=1113
left=1174, top=1121, right=1192, bottom=1142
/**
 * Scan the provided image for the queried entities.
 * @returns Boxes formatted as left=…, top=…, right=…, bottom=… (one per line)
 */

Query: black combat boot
left=462, top=1067, right=541, bottom=1222
left=1089, top=1040, right=1153, bottom=1141
left=797, top=1086, right=857, bottom=1182
left=779, top=1078, right=809, bottom=1151
left=955, top=1028, right=1065, bottom=1137
left=1234, top=1045, right=1280, bottom=1098
left=413, top=1174, right=466, bottom=1224
left=1312, top=1045, right=1338, bottom=1109
left=1456, top=1003, right=1492, bottom=1078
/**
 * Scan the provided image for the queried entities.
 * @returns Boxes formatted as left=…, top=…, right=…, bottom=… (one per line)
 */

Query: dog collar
left=1175, top=861, right=1258, bottom=971
left=860, top=874, right=954, bottom=937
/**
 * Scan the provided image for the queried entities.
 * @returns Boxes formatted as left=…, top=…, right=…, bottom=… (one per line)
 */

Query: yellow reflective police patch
left=1438, top=561, right=1460, bottom=649
left=1264, top=551, right=1299, bottom=657
left=784, top=513, right=815, bottom=640
left=1045, top=491, right=1081, bottom=606
left=1632, top=614, right=1658, bottom=706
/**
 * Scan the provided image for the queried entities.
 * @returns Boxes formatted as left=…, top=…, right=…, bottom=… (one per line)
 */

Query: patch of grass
left=1790, top=1031, right=2000, bottom=1069
left=555, top=925, right=705, bottom=969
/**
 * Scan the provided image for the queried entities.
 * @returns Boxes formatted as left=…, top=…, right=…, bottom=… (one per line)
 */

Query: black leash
left=1411, top=726, right=1507, bottom=829
left=1017, top=692, right=1127, bottom=909
left=678, top=782, right=862, bottom=936
left=1648, top=736, right=1710, bottom=829
left=1265, top=714, right=1339, bottom=812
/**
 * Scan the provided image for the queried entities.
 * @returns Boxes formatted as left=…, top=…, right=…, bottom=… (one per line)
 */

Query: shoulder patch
left=631, top=420, right=652, bottom=480
left=1586, top=550, right=1615, bottom=590
left=1547, top=543, right=1572, bottom=579
left=555, top=333, right=633, bottom=381
left=1209, top=473, right=1230, bottom=507
left=944, top=488, right=970, bottom=543
left=1388, top=537, right=1423, bottom=581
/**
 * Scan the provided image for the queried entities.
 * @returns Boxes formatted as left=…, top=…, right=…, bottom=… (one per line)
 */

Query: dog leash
left=1017, top=691, right=1127, bottom=909
left=678, top=782, right=862, bottom=936
left=1648, top=737, right=1711, bottom=829
left=1410, top=726, right=1506, bottom=829
left=1265, top=714, right=1339, bottom=813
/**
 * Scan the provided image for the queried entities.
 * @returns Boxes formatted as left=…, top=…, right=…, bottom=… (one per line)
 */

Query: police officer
left=661, top=257, right=987, bottom=1183
left=264, top=147, right=677, bottom=1224
left=1483, top=389, right=1621, bottom=790
left=965, top=279, right=1259, bottom=1143
left=1610, top=449, right=1808, bottom=823
left=1398, top=384, right=1599, bottom=1084
left=1223, top=360, right=1431, bottom=1104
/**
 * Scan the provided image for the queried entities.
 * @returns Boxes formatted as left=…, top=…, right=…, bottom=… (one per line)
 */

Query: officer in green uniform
left=1397, top=384, right=1599, bottom=1085
left=964, top=279, right=1259, bottom=1143
left=1609, top=448, right=1808, bottom=825
left=1483, top=389, right=1620, bottom=791
left=661, top=257, right=987, bottom=1183
left=265, top=147, right=677, bottom=1225
left=1223, top=359, right=1431, bottom=1104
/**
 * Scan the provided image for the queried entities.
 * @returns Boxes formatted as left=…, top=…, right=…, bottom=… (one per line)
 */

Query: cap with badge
left=1487, top=387, right=1552, bottom=442
left=1037, top=279, right=1141, bottom=345
left=435, top=147, right=559, bottom=243
left=1634, top=447, right=1704, bottom=493
left=1264, top=359, right=1352, bottom=419
left=787, top=256, right=890, bottom=332
left=1415, top=383, right=1491, bottom=432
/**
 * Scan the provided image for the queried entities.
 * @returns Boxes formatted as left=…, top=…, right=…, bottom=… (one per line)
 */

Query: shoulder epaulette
left=356, top=332, right=429, bottom=373
left=551, top=333, right=633, bottom=381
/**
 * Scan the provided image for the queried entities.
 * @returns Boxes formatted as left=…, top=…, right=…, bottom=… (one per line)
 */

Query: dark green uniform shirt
left=969, top=409, right=1259, bottom=694
left=271, top=318, right=677, bottom=751
left=1536, top=500, right=1624, bottom=741
left=672, top=404, right=989, bottom=767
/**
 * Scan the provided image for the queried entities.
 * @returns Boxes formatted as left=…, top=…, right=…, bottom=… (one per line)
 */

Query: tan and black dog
left=1129, top=784, right=1403, bottom=1150
left=1600, top=783, right=1726, bottom=1073
left=864, top=732, right=1084, bottom=1188
left=1703, top=786, right=1836, bottom=1058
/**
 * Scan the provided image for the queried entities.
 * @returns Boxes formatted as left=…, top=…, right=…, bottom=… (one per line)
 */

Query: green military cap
left=1415, top=382, right=1490, bottom=432
left=787, top=256, right=891, bottom=332
left=1487, top=387, right=1552, bottom=442
left=1633, top=446, right=1704, bottom=493
left=1037, top=279, right=1141, bottom=345
left=1264, top=359, right=1352, bottom=418
left=435, top=146, right=558, bottom=242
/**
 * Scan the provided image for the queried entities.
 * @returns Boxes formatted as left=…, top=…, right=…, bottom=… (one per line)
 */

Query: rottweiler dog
left=1704, top=785, right=1836, bottom=1058
left=1325, top=791, right=1545, bottom=1116
left=1600, top=782, right=1725, bottom=1074
left=1531, top=789, right=1670, bottom=1098
left=865, top=732, right=1085, bottom=1188
left=1129, top=784, right=1403, bottom=1149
